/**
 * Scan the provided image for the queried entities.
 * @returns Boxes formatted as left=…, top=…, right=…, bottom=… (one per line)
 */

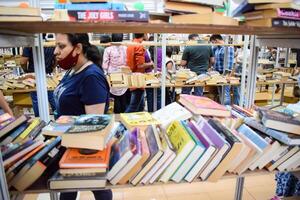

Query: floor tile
left=244, top=174, right=276, bottom=188
left=122, top=185, right=167, bottom=200
left=245, top=186, right=276, bottom=200
left=166, top=193, right=211, bottom=200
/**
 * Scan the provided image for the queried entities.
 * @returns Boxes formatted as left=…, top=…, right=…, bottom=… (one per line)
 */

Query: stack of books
left=165, top=0, right=238, bottom=25
left=0, top=5, right=42, bottom=22
left=232, top=0, right=300, bottom=28
left=44, top=114, right=117, bottom=190
left=52, top=0, right=149, bottom=22
left=0, top=113, right=64, bottom=191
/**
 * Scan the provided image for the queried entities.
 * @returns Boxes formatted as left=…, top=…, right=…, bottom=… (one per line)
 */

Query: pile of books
left=0, top=5, right=42, bottom=22
left=165, top=0, right=238, bottom=25
left=232, top=0, right=300, bottom=28
left=0, top=73, right=62, bottom=91
left=0, top=113, right=64, bottom=191
left=52, top=0, right=149, bottom=22
left=43, top=114, right=117, bottom=190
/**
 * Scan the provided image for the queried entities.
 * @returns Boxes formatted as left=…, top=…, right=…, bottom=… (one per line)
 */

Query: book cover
left=0, top=115, right=27, bottom=140
left=238, top=124, right=269, bottom=150
left=3, top=139, right=35, bottom=160
left=0, top=113, right=13, bottom=124
left=42, top=121, right=71, bottom=136
left=152, top=102, right=192, bottom=129
left=0, top=122, right=28, bottom=146
left=159, top=121, right=195, bottom=183
left=267, top=146, right=299, bottom=171
left=107, top=131, right=134, bottom=180
left=67, top=10, right=149, bottom=22
left=59, top=142, right=112, bottom=169
left=272, top=18, right=300, bottom=28
left=179, top=94, right=231, bottom=117
left=120, top=112, right=159, bottom=131
left=13, top=118, right=40, bottom=143
left=54, top=2, right=126, bottom=11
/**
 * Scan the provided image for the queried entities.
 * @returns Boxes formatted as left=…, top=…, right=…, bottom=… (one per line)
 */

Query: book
left=244, top=8, right=300, bottom=21
left=67, top=10, right=149, bottom=22
left=62, top=114, right=114, bottom=150
left=246, top=18, right=300, bottom=27
left=244, top=117, right=300, bottom=145
left=41, top=121, right=71, bottom=136
left=118, top=130, right=150, bottom=184
left=184, top=121, right=217, bottom=182
left=59, top=168, right=106, bottom=177
left=261, top=110, right=300, bottom=135
left=152, top=102, right=192, bottom=129
left=49, top=171, right=106, bottom=190
left=277, top=150, right=300, bottom=171
left=59, top=143, right=112, bottom=169
left=261, top=145, right=289, bottom=170
left=0, top=6, right=41, bottom=16
left=164, top=1, right=212, bottom=15
left=3, top=139, right=35, bottom=161
left=120, top=112, right=159, bottom=132
left=54, top=2, right=126, bottom=11
left=0, top=113, right=13, bottom=124
left=130, top=125, right=164, bottom=186
left=159, top=121, right=196, bottom=183
left=3, top=139, right=43, bottom=168
left=110, top=129, right=142, bottom=185
left=196, top=117, right=230, bottom=181
left=145, top=131, right=176, bottom=184
left=266, top=146, right=299, bottom=171
left=0, top=115, right=27, bottom=139
left=171, top=13, right=239, bottom=26
left=179, top=94, right=231, bottom=117
left=171, top=121, right=206, bottom=183
left=107, top=131, right=134, bottom=180
left=0, top=122, right=28, bottom=146
left=168, top=0, right=224, bottom=7
left=13, top=118, right=41, bottom=144
left=231, top=1, right=255, bottom=17
left=255, top=2, right=300, bottom=11
left=0, top=16, right=42, bottom=22
left=206, top=119, right=244, bottom=182
left=11, top=138, right=64, bottom=191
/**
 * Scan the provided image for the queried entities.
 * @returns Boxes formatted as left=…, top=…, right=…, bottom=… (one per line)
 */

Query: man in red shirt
left=125, top=33, right=153, bottom=112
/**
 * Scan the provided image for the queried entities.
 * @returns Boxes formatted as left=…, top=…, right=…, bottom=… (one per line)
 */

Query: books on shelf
left=61, top=114, right=114, bottom=150
left=164, top=1, right=212, bottom=15
left=179, top=94, right=231, bottom=117
left=244, top=8, right=300, bottom=21
left=0, top=115, right=27, bottom=140
left=246, top=18, right=300, bottom=27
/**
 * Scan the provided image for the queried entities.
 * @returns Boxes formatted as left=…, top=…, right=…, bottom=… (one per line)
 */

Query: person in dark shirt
left=20, top=41, right=56, bottom=117
left=97, top=34, right=112, bottom=68
left=53, top=33, right=111, bottom=200
left=181, top=34, right=214, bottom=96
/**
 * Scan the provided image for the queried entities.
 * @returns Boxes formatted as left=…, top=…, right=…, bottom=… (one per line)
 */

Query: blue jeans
left=182, top=86, right=203, bottom=96
left=125, top=89, right=145, bottom=113
left=30, top=91, right=56, bottom=117
left=233, top=86, right=240, bottom=105
left=146, top=88, right=172, bottom=112
left=217, top=86, right=231, bottom=105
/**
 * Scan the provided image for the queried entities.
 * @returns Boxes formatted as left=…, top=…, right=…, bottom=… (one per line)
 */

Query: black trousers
left=60, top=190, right=112, bottom=200
left=110, top=90, right=131, bottom=113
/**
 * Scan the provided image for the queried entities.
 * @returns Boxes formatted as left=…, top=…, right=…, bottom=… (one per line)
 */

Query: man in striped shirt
left=210, top=34, right=235, bottom=105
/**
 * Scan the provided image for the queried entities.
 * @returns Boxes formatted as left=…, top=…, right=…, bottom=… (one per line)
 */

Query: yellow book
left=159, top=121, right=195, bottom=182
left=13, top=118, right=40, bottom=143
left=120, top=112, right=159, bottom=131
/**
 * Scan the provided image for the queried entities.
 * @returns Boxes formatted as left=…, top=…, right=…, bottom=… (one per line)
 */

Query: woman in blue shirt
left=53, top=33, right=111, bottom=200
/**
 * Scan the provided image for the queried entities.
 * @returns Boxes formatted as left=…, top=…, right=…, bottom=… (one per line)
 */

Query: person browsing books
left=0, top=90, right=13, bottom=117
left=102, top=33, right=130, bottom=113
left=53, top=33, right=111, bottom=200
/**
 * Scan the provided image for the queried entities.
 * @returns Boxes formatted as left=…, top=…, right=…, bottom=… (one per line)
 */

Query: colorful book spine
left=67, top=10, right=149, bottom=22
left=238, top=124, right=269, bottom=150
left=272, top=18, right=300, bottom=28
left=277, top=8, right=300, bottom=20
left=55, top=3, right=126, bottom=11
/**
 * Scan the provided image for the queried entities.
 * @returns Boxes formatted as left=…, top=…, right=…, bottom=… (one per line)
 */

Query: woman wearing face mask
left=53, top=33, right=111, bottom=200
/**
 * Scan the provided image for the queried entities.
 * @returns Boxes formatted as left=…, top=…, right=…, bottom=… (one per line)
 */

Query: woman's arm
left=0, top=90, right=13, bottom=117
left=85, top=103, right=106, bottom=115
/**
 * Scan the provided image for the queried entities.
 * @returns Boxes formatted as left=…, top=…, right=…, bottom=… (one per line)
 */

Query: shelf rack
left=1, top=3, right=300, bottom=200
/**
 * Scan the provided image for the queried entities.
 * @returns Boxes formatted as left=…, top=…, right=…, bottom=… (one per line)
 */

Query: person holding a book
left=181, top=34, right=214, bottom=96
left=125, top=33, right=153, bottom=112
left=210, top=34, right=234, bottom=105
left=53, top=33, right=111, bottom=200
left=102, top=33, right=130, bottom=113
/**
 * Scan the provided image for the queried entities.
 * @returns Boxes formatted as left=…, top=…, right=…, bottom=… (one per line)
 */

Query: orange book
left=179, top=94, right=231, bottom=117
left=59, top=143, right=112, bottom=169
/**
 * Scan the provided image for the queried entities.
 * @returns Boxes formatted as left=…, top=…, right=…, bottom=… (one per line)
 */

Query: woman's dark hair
left=188, top=34, right=199, bottom=40
left=112, top=33, right=123, bottom=42
left=67, top=33, right=102, bottom=68
left=134, top=33, right=144, bottom=39
left=100, top=34, right=111, bottom=43
left=166, top=46, right=173, bottom=58
left=210, top=34, right=223, bottom=42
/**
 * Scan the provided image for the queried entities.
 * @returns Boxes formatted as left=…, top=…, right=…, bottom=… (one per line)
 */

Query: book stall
left=0, top=1, right=300, bottom=200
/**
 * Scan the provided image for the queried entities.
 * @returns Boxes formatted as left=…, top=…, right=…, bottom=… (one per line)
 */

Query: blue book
left=231, top=0, right=254, bottom=17
left=55, top=3, right=126, bottom=11
left=238, top=124, right=268, bottom=150
left=0, top=122, right=28, bottom=146
left=244, top=117, right=300, bottom=146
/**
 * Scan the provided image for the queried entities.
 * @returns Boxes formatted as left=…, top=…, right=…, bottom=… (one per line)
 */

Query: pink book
left=277, top=8, right=300, bottom=20
left=179, top=94, right=231, bottom=117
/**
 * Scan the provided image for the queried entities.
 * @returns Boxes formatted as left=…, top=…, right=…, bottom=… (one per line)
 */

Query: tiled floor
left=22, top=174, right=277, bottom=200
